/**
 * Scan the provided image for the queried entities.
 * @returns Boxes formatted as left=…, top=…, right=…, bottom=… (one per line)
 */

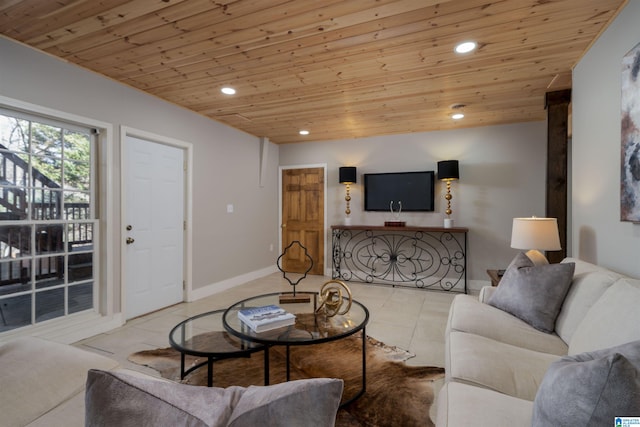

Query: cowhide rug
left=129, top=332, right=444, bottom=427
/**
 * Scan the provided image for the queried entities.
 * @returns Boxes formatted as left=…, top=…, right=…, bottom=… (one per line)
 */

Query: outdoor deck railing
left=1, top=145, right=93, bottom=288
left=0, top=203, right=92, bottom=287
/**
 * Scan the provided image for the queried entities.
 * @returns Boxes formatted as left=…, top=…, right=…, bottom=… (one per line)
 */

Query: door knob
left=126, top=237, right=135, bottom=245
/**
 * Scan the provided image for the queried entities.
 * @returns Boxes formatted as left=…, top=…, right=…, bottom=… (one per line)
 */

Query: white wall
left=0, top=37, right=280, bottom=303
left=572, top=0, right=640, bottom=278
left=279, top=121, right=548, bottom=285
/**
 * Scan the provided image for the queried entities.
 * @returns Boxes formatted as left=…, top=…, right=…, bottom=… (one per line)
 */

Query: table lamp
left=510, top=217, right=561, bottom=265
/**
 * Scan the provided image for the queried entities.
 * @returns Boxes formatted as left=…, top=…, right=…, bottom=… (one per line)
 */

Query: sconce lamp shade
left=437, top=160, right=459, bottom=181
left=437, top=160, right=460, bottom=228
left=339, top=166, right=357, bottom=223
left=339, top=166, right=357, bottom=184
left=511, top=217, right=561, bottom=265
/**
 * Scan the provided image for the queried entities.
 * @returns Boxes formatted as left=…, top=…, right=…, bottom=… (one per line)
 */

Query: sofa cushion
left=446, top=331, right=560, bottom=400
left=561, top=257, right=612, bottom=276
left=569, top=278, right=640, bottom=355
left=447, top=294, right=568, bottom=355
left=532, top=340, right=640, bottom=426
left=26, top=391, right=86, bottom=427
left=227, top=378, right=343, bottom=427
left=0, top=336, right=119, bottom=427
left=555, top=269, right=624, bottom=344
left=437, top=382, right=533, bottom=427
left=85, top=369, right=343, bottom=427
left=488, top=252, right=575, bottom=333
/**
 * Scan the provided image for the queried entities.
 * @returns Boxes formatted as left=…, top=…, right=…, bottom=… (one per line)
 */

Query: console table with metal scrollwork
left=331, top=225, right=468, bottom=293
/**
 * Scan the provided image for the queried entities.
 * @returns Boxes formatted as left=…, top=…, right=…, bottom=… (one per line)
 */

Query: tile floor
left=74, top=273, right=458, bottom=379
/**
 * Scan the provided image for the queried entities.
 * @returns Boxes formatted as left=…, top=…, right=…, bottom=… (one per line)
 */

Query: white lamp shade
left=510, top=217, right=561, bottom=251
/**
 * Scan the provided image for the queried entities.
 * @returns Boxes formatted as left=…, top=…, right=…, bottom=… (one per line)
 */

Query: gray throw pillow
left=532, top=340, right=640, bottom=426
left=488, top=252, right=575, bottom=333
left=85, top=369, right=343, bottom=427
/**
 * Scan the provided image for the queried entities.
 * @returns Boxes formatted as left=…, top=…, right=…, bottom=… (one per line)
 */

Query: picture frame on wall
left=621, top=41, right=640, bottom=223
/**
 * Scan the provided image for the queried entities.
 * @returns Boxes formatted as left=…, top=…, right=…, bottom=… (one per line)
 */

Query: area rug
left=129, top=332, right=444, bottom=427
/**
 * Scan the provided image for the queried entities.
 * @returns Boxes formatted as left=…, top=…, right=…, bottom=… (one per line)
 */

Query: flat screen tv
left=364, top=171, right=435, bottom=212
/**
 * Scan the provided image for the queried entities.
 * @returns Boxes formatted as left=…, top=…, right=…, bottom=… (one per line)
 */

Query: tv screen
left=364, top=171, right=435, bottom=212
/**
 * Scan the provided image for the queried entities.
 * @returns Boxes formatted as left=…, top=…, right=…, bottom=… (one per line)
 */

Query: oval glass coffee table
left=222, top=291, right=370, bottom=406
left=169, top=309, right=265, bottom=387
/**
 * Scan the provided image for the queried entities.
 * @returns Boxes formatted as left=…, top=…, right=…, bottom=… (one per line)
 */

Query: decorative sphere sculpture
left=316, top=280, right=352, bottom=317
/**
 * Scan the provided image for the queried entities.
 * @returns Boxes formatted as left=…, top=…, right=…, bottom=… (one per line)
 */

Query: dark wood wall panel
left=545, top=89, right=571, bottom=264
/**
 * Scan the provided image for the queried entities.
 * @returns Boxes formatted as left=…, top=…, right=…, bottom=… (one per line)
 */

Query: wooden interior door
left=281, top=167, right=324, bottom=275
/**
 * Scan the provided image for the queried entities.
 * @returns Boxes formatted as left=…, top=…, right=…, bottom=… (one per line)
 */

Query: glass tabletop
left=222, top=292, right=369, bottom=345
left=169, top=309, right=264, bottom=357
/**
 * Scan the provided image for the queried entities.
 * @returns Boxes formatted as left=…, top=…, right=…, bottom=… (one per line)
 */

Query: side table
left=331, top=225, right=468, bottom=292
left=486, top=269, right=505, bottom=287
left=169, top=309, right=265, bottom=387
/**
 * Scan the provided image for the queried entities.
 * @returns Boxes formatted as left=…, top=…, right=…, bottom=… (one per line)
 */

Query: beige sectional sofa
left=0, top=336, right=343, bottom=427
left=0, top=336, right=120, bottom=427
left=436, top=257, right=640, bottom=426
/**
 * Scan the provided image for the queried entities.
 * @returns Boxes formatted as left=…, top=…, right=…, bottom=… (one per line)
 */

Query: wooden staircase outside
left=0, top=144, right=90, bottom=289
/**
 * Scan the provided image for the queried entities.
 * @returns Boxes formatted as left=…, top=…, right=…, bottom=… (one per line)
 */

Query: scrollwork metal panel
left=332, top=227, right=466, bottom=292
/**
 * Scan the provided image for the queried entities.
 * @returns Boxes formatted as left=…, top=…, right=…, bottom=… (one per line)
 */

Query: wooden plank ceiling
left=0, top=0, right=627, bottom=144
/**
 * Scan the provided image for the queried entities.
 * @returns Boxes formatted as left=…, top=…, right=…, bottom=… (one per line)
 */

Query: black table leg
left=264, top=346, right=270, bottom=385
left=286, top=345, right=290, bottom=381
left=180, top=352, right=186, bottom=380
left=339, top=328, right=367, bottom=408
left=361, top=327, right=367, bottom=394
left=207, top=356, right=213, bottom=387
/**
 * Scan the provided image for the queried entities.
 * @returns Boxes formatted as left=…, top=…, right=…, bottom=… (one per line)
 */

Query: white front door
left=124, top=135, right=184, bottom=319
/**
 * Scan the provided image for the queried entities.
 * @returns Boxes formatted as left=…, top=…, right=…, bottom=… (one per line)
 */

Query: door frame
left=120, top=126, right=193, bottom=315
left=278, top=164, right=328, bottom=275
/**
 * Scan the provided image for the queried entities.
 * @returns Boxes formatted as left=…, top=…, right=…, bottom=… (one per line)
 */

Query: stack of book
left=237, top=304, right=296, bottom=332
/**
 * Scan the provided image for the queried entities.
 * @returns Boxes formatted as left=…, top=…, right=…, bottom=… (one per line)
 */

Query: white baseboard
left=0, top=270, right=485, bottom=345
left=1, top=267, right=279, bottom=345
left=189, top=265, right=279, bottom=302
left=468, top=279, right=491, bottom=294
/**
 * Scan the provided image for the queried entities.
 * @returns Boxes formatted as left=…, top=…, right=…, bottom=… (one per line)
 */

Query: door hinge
left=183, top=220, right=186, bottom=230
left=183, top=280, right=186, bottom=290
left=184, top=160, right=187, bottom=171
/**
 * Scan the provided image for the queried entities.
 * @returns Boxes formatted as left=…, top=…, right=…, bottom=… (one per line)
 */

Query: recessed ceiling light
left=221, top=87, right=236, bottom=95
left=299, top=130, right=310, bottom=135
left=454, top=41, right=477, bottom=54
left=450, top=103, right=466, bottom=120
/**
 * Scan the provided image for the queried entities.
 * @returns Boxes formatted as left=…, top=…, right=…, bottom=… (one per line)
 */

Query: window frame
left=0, top=95, right=115, bottom=337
